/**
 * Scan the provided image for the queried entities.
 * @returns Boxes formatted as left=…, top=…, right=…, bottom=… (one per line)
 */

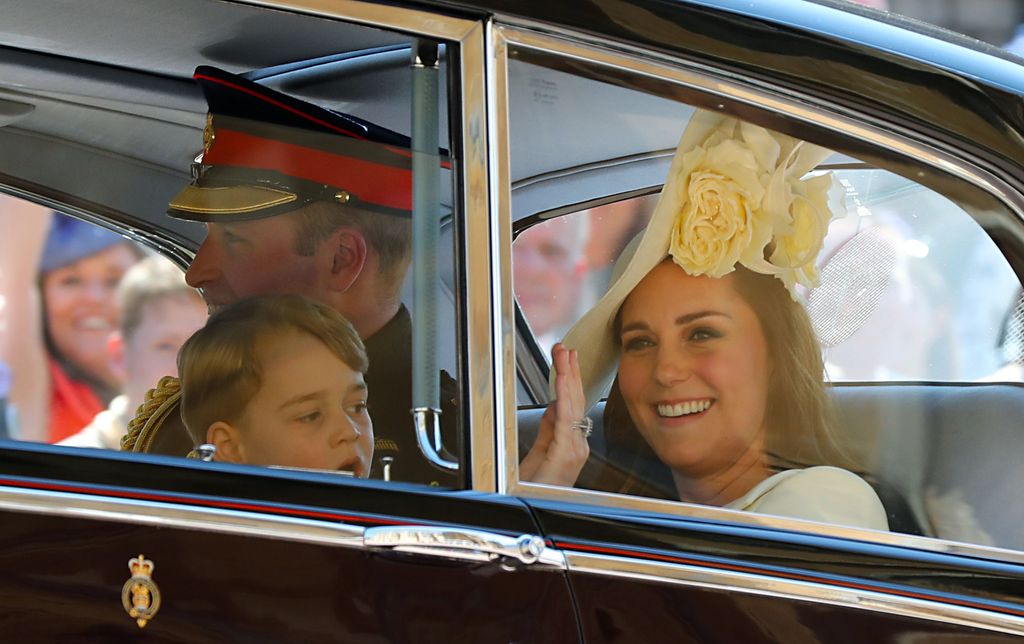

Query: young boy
left=178, top=294, right=373, bottom=477
left=61, top=255, right=207, bottom=449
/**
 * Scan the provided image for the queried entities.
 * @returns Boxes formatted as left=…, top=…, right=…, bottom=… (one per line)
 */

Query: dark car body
left=2, top=0, right=1024, bottom=641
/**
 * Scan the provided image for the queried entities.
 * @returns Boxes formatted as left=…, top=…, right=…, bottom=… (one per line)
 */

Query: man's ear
left=107, top=331, right=126, bottom=383
left=327, top=228, right=368, bottom=293
left=207, top=421, right=245, bottom=464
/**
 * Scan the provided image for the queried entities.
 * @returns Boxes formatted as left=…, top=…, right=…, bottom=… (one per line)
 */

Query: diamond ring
left=569, top=417, right=593, bottom=438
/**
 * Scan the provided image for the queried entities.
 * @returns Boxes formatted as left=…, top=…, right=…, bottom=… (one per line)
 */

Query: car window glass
left=508, top=50, right=1024, bottom=552
left=0, top=199, right=196, bottom=446
left=0, top=15, right=465, bottom=489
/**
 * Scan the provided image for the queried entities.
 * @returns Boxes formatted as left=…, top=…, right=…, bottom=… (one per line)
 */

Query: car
left=2, top=0, right=1024, bottom=640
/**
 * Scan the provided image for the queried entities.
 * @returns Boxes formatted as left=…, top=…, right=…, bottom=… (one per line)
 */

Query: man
left=167, top=66, right=458, bottom=487
left=513, top=214, right=589, bottom=355
left=62, top=256, right=207, bottom=449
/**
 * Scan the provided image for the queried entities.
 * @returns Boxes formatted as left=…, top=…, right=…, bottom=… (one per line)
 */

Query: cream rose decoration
left=665, top=117, right=836, bottom=298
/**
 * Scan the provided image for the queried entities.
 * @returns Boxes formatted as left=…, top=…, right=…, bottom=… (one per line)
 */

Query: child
left=178, top=294, right=373, bottom=476
left=61, top=255, right=206, bottom=449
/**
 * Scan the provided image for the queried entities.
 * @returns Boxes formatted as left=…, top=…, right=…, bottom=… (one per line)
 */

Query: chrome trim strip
left=237, top=0, right=477, bottom=40
left=489, top=23, right=518, bottom=495
left=460, top=21, right=499, bottom=494
left=0, top=485, right=364, bottom=548
left=568, top=552, right=1024, bottom=637
left=510, top=480, right=1024, bottom=566
left=496, top=23, right=1024, bottom=566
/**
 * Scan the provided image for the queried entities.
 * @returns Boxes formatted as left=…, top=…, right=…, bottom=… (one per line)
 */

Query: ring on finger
left=569, top=417, right=593, bottom=438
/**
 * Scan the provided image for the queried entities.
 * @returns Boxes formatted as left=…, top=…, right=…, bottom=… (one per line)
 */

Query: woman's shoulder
left=736, top=466, right=890, bottom=532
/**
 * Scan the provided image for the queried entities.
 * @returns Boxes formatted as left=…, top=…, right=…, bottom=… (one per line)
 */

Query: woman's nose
left=653, top=345, right=691, bottom=387
left=84, top=280, right=108, bottom=302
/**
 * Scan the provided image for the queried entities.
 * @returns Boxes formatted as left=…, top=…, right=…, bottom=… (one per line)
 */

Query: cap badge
left=202, top=113, right=216, bottom=154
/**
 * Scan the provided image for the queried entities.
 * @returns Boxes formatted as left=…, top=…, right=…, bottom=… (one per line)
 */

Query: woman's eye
left=622, top=336, right=654, bottom=352
left=58, top=275, right=82, bottom=288
left=689, top=327, right=721, bottom=342
left=297, top=411, right=322, bottom=424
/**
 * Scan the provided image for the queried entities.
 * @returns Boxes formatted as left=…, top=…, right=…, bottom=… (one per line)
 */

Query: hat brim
left=167, top=184, right=300, bottom=222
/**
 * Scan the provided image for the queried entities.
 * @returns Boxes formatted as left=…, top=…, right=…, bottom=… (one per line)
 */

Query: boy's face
left=121, top=293, right=208, bottom=410
left=221, top=329, right=373, bottom=476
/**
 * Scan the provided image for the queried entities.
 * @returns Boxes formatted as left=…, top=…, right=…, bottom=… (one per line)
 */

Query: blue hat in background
left=40, top=214, right=126, bottom=274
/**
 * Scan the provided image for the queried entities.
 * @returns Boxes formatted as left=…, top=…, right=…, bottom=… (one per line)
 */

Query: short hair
left=177, top=294, right=368, bottom=445
left=599, top=266, right=858, bottom=497
left=291, top=201, right=412, bottom=289
left=118, top=255, right=200, bottom=340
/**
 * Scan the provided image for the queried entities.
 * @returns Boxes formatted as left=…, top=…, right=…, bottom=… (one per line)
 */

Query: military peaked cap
left=168, top=65, right=422, bottom=222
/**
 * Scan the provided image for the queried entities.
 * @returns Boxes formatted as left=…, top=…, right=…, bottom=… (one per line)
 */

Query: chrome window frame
left=491, top=21, right=1024, bottom=568
left=235, top=1, right=498, bottom=491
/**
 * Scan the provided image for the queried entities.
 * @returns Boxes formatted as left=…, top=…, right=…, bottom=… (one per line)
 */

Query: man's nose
left=654, top=344, right=691, bottom=387
left=185, top=239, right=220, bottom=289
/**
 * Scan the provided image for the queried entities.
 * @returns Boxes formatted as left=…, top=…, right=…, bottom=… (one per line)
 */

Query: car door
left=494, top=8, right=1024, bottom=641
left=0, top=0, right=581, bottom=640
left=0, top=445, right=577, bottom=641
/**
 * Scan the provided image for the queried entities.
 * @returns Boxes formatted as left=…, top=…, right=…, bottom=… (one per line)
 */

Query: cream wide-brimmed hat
left=553, top=110, right=836, bottom=411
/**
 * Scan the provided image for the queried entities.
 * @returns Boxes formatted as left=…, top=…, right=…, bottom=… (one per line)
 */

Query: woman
left=39, top=214, right=140, bottom=442
left=523, top=110, right=888, bottom=531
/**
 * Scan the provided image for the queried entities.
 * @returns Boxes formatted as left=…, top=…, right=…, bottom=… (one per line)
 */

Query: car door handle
left=364, top=526, right=550, bottom=565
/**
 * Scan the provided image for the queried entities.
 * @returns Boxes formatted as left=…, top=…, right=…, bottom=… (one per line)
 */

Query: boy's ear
left=207, top=421, right=245, bottom=464
left=326, top=228, right=367, bottom=292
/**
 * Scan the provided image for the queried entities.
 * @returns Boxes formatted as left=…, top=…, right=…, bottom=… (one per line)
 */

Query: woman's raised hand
left=519, top=342, right=590, bottom=486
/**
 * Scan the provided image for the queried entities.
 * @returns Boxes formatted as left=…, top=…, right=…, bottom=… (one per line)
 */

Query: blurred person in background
left=0, top=200, right=142, bottom=443
left=513, top=215, right=589, bottom=355
left=39, top=214, right=141, bottom=442
left=61, top=256, right=206, bottom=450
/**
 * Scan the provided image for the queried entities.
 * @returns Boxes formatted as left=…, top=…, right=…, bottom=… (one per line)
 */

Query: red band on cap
left=206, top=129, right=411, bottom=211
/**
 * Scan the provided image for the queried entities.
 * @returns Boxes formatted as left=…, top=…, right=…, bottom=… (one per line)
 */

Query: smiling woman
left=524, top=111, right=889, bottom=530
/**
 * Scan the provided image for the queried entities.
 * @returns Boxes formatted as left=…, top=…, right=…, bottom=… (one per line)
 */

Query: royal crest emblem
left=121, top=554, right=161, bottom=628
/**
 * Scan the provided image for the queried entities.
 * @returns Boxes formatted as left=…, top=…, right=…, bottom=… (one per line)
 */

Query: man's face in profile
left=185, top=210, right=323, bottom=312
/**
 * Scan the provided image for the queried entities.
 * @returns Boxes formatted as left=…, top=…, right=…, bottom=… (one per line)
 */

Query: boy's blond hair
left=118, top=255, right=200, bottom=340
left=177, top=294, right=368, bottom=445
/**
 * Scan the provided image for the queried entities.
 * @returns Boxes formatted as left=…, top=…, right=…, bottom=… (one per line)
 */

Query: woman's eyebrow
left=620, top=310, right=730, bottom=335
left=675, top=310, right=730, bottom=325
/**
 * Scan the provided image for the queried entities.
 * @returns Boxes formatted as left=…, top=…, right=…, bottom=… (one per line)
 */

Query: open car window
left=508, top=43, right=1024, bottom=553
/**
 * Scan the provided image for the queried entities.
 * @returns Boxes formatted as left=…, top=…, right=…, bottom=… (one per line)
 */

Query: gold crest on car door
left=121, top=554, right=161, bottom=628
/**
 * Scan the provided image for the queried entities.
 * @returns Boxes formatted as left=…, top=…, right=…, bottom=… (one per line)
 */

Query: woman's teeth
left=78, top=317, right=111, bottom=330
left=657, top=399, right=712, bottom=418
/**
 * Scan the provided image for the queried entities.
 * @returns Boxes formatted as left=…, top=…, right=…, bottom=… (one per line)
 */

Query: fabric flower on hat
left=662, top=115, right=836, bottom=297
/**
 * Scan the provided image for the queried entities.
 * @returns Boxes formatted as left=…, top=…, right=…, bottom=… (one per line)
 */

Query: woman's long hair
left=595, top=266, right=860, bottom=498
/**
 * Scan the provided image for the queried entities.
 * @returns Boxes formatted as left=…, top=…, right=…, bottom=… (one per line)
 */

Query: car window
left=0, top=199, right=192, bottom=446
left=0, top=14, right=465, bottom=489
left=507, top=46, right=1024, bottom=552
left=517, top=170, right=1021, bottom=384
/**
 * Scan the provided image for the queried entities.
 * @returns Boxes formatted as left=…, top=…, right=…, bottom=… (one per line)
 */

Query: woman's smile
left=655, top=398, right=714, bottom=419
